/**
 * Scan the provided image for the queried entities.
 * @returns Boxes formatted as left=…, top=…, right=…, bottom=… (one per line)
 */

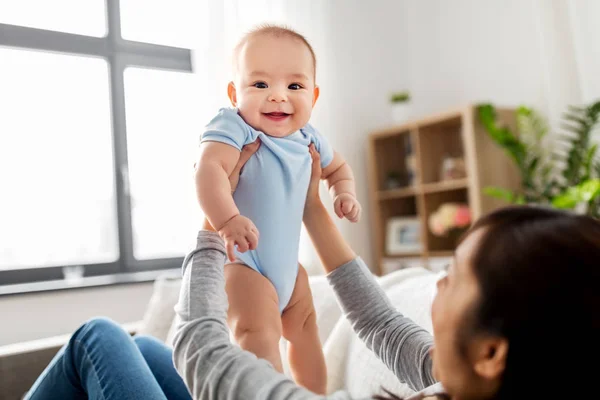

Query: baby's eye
left=253, top=81, right=268, bottom=89
left=288, top=83, right=303, bottom=90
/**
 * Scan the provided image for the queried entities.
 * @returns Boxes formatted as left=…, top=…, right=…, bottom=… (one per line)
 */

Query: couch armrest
left=0, top=335, right=67, bottom=400
left=0, top=321, right=141, bottom=400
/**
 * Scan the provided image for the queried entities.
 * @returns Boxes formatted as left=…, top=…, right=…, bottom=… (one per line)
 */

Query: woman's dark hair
left=460, top=205, right=600, bottom=399
left=374, top=206, right=600, bottom=400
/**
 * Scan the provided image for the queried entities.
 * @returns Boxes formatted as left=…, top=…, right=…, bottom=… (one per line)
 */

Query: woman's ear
left=227, top=81, right=237, bottom=107
left=472, top=336, right=508, bottom=380
left=312, top=86, right=320, bottom=107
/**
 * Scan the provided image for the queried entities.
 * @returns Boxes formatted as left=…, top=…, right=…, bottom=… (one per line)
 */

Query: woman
left=26, top=142, right=600, bottom=399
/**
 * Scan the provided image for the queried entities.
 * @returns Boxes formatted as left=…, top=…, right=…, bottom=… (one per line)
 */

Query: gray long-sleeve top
left=172, top=231, right=443, bottom=399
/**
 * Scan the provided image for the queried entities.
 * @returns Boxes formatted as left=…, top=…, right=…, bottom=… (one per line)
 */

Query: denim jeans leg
left=25, top=317, right=167, bottom=400
left=134, top=335, right=192, bottom=400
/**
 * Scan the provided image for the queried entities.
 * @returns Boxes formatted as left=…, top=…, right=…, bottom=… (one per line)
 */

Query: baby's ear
left=227, top=81, right=237, bottom=107
left=312, top=85, right=320, bottom=107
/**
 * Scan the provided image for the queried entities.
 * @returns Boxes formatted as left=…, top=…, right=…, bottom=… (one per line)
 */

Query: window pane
left=124, top=68, right=205, bottom=260
left=0, top=0, right=106, bottom=37
left=120, top=0, right=207, bottom=49
left=0, top=49, right=118, bottom=270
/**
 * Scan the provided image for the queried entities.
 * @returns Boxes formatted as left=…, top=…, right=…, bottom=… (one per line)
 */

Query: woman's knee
left=77, top=317, right=124, bottom=338
left=70, top=317, right=131, bottom=352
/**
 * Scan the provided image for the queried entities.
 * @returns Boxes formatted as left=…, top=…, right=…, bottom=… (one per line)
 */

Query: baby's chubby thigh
left=224, top=263, right=284, bottom=370
left=280, top=264, right=319, bottom=343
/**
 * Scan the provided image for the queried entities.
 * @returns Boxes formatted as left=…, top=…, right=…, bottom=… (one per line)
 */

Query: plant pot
left=391, top=102, right=411, bottom=124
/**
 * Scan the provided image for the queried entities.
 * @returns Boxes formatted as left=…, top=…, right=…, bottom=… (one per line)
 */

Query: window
left=0, top=49, right=117, bottom=271
left=0, top=0, right=107, bottom=37
left=0, top=1, right=198, bottom=291
left=124, top=68, right=203, bottom=260
left=119, top=0, right=205, bottom=49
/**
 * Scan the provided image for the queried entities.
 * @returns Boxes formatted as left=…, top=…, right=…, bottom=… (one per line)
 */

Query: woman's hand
left=229, top=139, right=261, bottom=193
left=202, top=139, right=261, bottom=232
left=304, top=144, right=323, bottom=213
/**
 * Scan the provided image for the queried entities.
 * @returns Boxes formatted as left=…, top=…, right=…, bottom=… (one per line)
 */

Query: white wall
left=569, top=0, right=600, bottom=104
left=0, top=282, right=154, bottom=346
left=398, top=0, right=599, bottom=126
left=402, top=0, right=548, bottom=116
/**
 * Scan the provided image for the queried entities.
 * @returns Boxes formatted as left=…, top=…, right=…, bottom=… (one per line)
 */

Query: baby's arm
left=196, top=142, right=240, bottom=228
left=195, top=142, right=259, bottom=260
left=321, top=151, right=361, bottom=222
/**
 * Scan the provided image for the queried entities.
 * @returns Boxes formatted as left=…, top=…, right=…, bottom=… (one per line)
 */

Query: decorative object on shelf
left=477, top=100, right=600, bottom=218
left=440, top=155, right=466, bottom=181
left=404, top=135, right=417, bottom=186
left=385, top=171, right=403, bottom=189
left=390, top=91, right=411, bottom=124
left=386, top=216, right=422, bottom=254
left=428, top=202, right=471, bottom=237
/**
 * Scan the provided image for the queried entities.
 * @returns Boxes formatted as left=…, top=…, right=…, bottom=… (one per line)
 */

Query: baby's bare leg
left=225, top=263, right=283, bottom=372
left=281, top=264, right=327, bottom=394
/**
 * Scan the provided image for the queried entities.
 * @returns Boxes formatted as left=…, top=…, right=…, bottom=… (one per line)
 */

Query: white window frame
left=0, top=0, right=192, bottom=294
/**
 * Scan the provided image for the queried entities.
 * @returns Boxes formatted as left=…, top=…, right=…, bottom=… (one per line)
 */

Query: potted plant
left=390, top=91, right=411, bottom=124
left=477, top=100, right=600, bottom=217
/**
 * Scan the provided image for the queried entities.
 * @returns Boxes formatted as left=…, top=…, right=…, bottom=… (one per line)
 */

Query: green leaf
left=527, top=156, right=539, bottom=174
left=515, top=194, right=527, bottom=205
left=477, top=104, right=527, bottom=168
left=579, top=179, right=600, bottom=202
left=582, top=144, right=598, bottom=180
left=552, top=179, right=600, bottom=208
left=483, top=186, right=515, bottom=203
left=562, top=114, right=588, bottom=126
left=552, top=188, right=580, bottom=209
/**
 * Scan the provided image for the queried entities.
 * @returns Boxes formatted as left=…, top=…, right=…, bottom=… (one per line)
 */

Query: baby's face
left=229, top=35, right=318, bottom=137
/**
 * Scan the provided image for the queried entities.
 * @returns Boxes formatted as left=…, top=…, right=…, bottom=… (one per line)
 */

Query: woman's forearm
left=302, top=200, right=356, bottom=272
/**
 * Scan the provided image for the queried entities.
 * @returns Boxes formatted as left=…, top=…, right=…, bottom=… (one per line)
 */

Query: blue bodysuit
left=201, top=108, right=334, bottom=312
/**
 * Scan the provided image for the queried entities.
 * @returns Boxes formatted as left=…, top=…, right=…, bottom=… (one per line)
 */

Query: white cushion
left=137, top=275, right=181, bottom=342
left=142, top=266, right=440, bottom=397
left=342, top=269, right=438, bottom=398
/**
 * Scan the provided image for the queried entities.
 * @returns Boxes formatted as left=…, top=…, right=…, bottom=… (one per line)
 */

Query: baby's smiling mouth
left=263, top=112, right=291, bottom=121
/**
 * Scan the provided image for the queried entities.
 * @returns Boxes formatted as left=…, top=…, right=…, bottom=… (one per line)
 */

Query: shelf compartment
left=421, top=178, right=468, bottom=194
left=417, top=115, right=466, bottom=184
left=378, top=197, right=420, bottom=258
left=377, top=186, right=417, bottom=200
left=370, top=131, right=416, bottom=191
left=423, top=188, right=470, bottom=252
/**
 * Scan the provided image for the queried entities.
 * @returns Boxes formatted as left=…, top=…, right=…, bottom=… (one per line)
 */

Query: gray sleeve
left=327, top=257, right=436, bottom=392
left=171, top=231, right=354, bottom=400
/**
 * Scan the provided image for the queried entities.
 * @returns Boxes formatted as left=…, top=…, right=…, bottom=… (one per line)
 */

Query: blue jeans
left=24, top=317, right=192, bottom=400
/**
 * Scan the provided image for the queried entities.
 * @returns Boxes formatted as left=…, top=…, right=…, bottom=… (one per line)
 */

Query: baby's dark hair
left=232, top=23, right=317, bottom=80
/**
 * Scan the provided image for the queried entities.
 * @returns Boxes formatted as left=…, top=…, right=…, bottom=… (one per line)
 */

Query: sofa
left=0, top=266, right=441, bottom=400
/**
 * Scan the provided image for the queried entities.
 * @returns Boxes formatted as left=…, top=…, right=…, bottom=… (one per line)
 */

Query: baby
left=195, top=25, right=361, bottom=394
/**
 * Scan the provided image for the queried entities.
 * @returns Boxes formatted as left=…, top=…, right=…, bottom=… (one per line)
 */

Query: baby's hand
left=333, top=193, right=362, bottom=223
left=218, top=215, right=259, bottom=261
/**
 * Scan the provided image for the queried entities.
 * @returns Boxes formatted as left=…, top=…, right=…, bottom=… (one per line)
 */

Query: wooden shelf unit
left=367, top=105, right=520, bottom=275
